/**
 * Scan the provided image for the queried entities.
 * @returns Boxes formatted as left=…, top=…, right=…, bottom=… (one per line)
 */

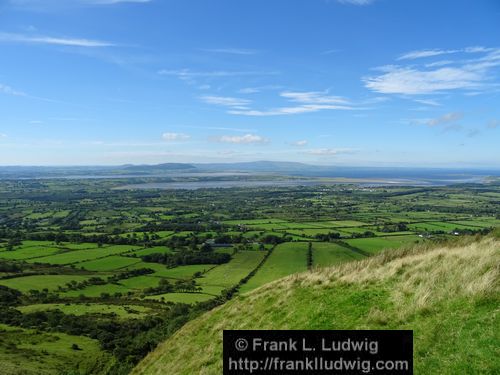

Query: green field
left=78, top=256, right=141, bottom=271
left=239, top=243, right=308, bottom=293
left=145, top=292, right=215, bottom=304
left=450, top=219, right=499, bottom=228
left=131, top=246, right=172, bottom=257
left=0, top=178, right=498, bottom=375
left=17, top=303, right=152, bottom=319
left=408, top=221, right=494, bottom=232
left=312, top=242, right=366, bottom=267
left=61, top=283, right=133, bottom=298
left=345, top=235, right=421, bottom=254
left=0, top=245, right=61, bottom=260
left=29, top=245, right=139, bottom=265
left=0, top=323, right=107, bottom=375
left=60, top=242, right=103, bottom=250
left=0, top=275, right=91, bottom=293
left=119, top=275, right=163, bottom=289
left=223, top=219, right=287, bottom=225
left=325, top=220, right=369, bottom=227
left=150, top=264, right=216, bottom=279
left=198, top=250, right=267, bottom=294
left=283, top=228, right=339, bottom=237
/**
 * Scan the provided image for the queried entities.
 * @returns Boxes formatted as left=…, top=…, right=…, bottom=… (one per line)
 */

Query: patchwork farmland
left=0, top=179, right=498, bottom=373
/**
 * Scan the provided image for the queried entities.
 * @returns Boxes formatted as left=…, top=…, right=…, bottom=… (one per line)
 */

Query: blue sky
left=0, top=0, right=499, bottom=167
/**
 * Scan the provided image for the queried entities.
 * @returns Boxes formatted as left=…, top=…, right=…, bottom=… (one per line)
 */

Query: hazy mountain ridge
left=1, top=161, right=499, bottom=181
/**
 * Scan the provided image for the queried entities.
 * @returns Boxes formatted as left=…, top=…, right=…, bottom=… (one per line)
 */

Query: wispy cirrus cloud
left=410, top=112, right=464, bottom=131
left=200, top=48, right=258, bottom=55
left=162, top=132, right=191, bottom=142
left=337, top=0, right=375, bottom=5
left=238, top=87, right=260, bottom=94
left=321, top=49, right=340, bottom=55
left=159, top=69, right=276, bottom=79
left=282, top=91, right=350, bottom=105
left=305, top=148, right=356, bottom=155
left=290, top=140, right=308, bottom=147
left=0, top=83, right=27, bottom=97
left=398, top=49, right=461, bottom=60
left=398, top=46, right=493, bottom=60
left=200, top=96, right=251, bottom=109
left=88, top=0, right=152, bottom=3
left=238, top=85, right=282, bottom=94
left=413, top=98, right=441, bottom=107
left=488, top=120, right=499, bottom=129
left=8, top=0, right=152, bottom=8
left=159, top=69, right=277, bottom=88
left=365, top=47, right=500, bottom=95
left=0, top=82, right=59, bottom=102
left=409, top=112, right=483, bottom=138
left=426, top=112, right=463, bottom=126
left=221, top=90, right=353, bottom=116
left=183, top=125, right=256, bottom=133
left=365, top=66, right=484, bottom=95
left=228, top=104, right=353, bottom=116
left=0, top=32, right=114, bottom=47
left=214, top=134, right=268, bottom=144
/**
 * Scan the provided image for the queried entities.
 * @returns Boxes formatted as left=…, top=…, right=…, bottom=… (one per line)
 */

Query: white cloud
left=159, top=69, right=276, bottom=78
left=83, top=140, right=164, bottom=147
left=365, top=66, right=484, bottom=95
left=425, top=60, right=455, bottom=68
left=281, top=91, right=350, bottom=104
left=366, top=47, right=500, bottom=95
left=9, top=0, right=151, bottom=7
left=0, top=32, right=114, bottom=47
left=467, top=129, right=481, bottom=138
left=215, top=134, right=268, bottom=144
left=162, top=132, right=191, bottom=142
left=398, top=49, right=460, bottom=60
left=0, top=83, right=26, bottom=97
left=413, top=98, right=441, bottom=107
left=200, top=48, right=258, bottom=55
left=399, top=46, right=496, bottom=61
left=226, top=90, right=353, bottom=116
left=321, top=49, right=340, bottom=55
left=305, top=148, right=355, bottom=155
left=239, top=87, right=260, bottom=94
left=427, top=112, right=463, bottom=126
left=337, top=0, right=374, bottom=5
left=183, top=125, right=256, bottom=133
left=228, top=104, right=352, bottom=116
left=411, top=112, right=463, bottom=127
left=488, top=120, right=499, bottom=129
left=238, top=87, right=260, bottom=94
left=0, top=133, right=7, bottom=139
left=238, top=85, right=282, bottom=94
left=290, top=140, right=308, bottom=147
left=89, top=0, right=152, bottom=3
left=200, top=96, right=251, bottom=109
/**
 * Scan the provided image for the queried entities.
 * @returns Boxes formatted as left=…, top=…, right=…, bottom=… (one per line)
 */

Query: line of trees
left=141, top=250, right=231, bottom=267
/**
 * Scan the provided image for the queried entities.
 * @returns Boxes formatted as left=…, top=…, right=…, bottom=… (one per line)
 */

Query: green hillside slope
left=133, top=236, right=500, bottom=375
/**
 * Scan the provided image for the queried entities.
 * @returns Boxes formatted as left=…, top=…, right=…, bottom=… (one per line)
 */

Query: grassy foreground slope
left=133, top=236, right=499, bottom=375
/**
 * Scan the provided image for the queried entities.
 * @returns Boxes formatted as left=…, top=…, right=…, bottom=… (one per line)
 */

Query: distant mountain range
left=122, top=163, right=197, bottom=171
left=0, top=161, right=499, bottom=181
